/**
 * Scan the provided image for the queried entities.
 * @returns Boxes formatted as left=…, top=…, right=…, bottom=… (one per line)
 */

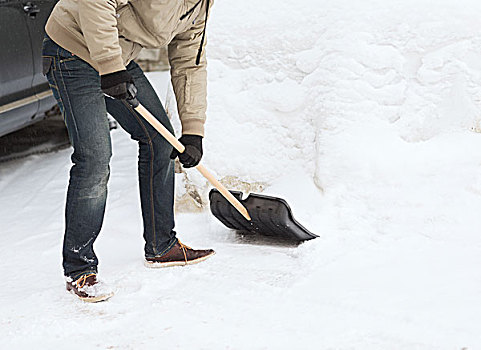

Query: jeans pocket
left=42, top=56, right=53, bottom=76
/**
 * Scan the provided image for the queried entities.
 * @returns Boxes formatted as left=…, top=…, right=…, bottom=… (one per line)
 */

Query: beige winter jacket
left=45, top=0, right=213, bottom=136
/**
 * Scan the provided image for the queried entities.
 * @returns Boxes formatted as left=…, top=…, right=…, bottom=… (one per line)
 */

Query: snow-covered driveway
left=2, top=0, right=481, bottom=348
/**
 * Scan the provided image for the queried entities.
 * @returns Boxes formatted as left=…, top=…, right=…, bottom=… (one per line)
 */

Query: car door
left=25, top=0, right=58, bottom=116
left=0, top=0, right=38, bottom=135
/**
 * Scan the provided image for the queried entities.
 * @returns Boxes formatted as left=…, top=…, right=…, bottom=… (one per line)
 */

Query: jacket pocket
left=184, top=75, right=192, bottom=104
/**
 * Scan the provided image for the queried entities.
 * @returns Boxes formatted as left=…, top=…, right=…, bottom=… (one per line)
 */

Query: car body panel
left=0, top=0, right=58, bottom=137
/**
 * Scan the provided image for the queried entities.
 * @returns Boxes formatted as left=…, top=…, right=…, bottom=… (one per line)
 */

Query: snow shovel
left=127, top=94, right=318, bottom=242
left=209, top=189, right=318, bottom=242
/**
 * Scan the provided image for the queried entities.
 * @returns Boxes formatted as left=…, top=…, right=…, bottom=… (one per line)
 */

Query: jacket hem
left=46, top=16, right=125, bottom=75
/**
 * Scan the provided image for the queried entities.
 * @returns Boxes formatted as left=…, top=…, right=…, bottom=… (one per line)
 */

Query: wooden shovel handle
left=133, top=103, right=252, bottom=221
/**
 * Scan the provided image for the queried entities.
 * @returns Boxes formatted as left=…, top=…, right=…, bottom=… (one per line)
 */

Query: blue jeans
left=42, top=36, right=177, bottom=280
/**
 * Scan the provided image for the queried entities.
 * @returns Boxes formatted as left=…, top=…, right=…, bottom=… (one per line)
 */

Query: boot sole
left=67, top=287, right=114, bottom=303
left=78, top=292, right=114, bottom=303
left=144, top=251, right=216, bottom=268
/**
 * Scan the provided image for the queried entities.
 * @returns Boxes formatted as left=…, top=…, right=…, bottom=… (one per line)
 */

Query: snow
left=2, top=0, right=481, bottom=348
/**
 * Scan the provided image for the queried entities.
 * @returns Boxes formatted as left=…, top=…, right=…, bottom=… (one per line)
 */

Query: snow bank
left=1, top=0, right=481, bottom=349
left=202, top=0, right=481, bottom=258
left=203, top=0, right=481, bottom=184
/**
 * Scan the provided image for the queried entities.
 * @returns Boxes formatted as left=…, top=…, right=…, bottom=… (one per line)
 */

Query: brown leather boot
left=145, top=241, right=215, bottom=268
left=66, top=273, right=114, bottom=303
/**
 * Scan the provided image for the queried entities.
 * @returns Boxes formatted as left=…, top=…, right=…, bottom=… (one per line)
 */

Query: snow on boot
left=145, top=241, right=215, bottom=268
left=66, top=273, right=114, bottom=303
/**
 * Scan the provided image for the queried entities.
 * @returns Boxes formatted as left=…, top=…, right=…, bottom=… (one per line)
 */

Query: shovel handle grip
left=132, top=103, right=251, bottom=221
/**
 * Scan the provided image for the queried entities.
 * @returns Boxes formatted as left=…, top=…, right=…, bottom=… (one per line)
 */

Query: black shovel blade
left=209, top=189, right=319, bottom=242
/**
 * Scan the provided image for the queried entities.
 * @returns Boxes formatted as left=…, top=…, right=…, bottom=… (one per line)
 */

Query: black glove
left=101, top=70, right=135, bottom=100
left=170, top=135, right=203, bottom=168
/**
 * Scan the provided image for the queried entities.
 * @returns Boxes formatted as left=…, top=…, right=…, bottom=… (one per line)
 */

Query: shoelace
left=178, top=240, right=192, bottom=264
left=75, top=273, right=96, bottom=289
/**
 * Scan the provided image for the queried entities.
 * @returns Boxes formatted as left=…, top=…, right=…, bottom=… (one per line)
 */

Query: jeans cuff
left=68, top=269, right=98, bottom=281
left=146, top=237, right=178, bottom=259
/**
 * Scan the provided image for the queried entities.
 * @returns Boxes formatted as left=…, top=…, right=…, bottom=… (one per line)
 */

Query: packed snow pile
left=205, top=0, right=481, bottom=180
left=204, top=0, right=481, bottom=248
left=1, top=0, right=481, bottom=349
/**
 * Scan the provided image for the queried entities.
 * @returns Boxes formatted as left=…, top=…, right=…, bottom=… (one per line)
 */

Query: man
left=42, top=0, right=215, bottom=303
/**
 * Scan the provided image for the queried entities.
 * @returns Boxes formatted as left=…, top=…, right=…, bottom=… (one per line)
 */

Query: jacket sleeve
left=78, top=0, right=125, bottom=75
left=168, top=12, right=210, bottom=137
